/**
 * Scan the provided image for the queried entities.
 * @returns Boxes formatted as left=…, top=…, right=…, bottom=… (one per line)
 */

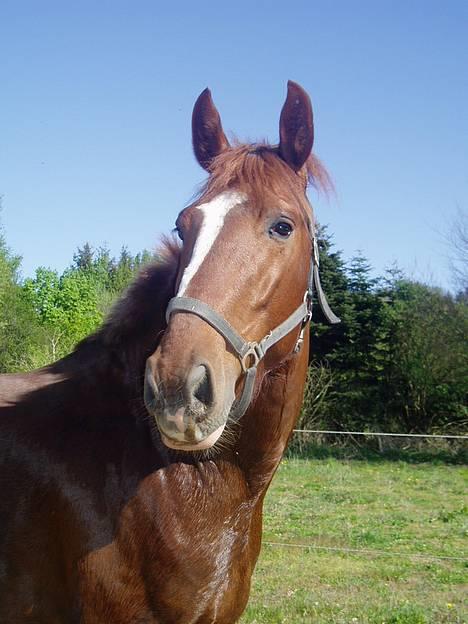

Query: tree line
left=0, top=233, right=151, bottom=372
left=0, top=222, right=466, bottom=435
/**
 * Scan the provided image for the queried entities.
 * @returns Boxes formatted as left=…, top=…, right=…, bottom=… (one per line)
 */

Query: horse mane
left=98, top=238, right=180, bottom=348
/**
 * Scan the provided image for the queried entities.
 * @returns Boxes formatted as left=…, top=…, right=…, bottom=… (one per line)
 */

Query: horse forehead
left=197, top=190, right=246, bottom=220
left=177, top=191, right=247, bottom=296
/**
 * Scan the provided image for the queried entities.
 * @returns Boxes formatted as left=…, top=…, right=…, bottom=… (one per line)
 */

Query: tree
left=447, top=208, right=468, bottom=295
left=309, top=224, right=350, bottom=360
left=328, top=253, right=387, bottom=430
left=73, top=242, right=94, bottom=271
left=381, top=281, right=467, bottom=433
left=0, top=217, right=42, bottom=372
left=21, top=244, right=154, bottom=366
left=23, top=267, right=103, bottom=362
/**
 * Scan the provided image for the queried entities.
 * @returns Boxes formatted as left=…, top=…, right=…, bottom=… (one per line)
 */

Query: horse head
left=144, top=81, right=324, bottom=451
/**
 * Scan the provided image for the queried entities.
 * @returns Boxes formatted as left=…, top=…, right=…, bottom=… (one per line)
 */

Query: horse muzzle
left=144, top=358, right=233, bottom=450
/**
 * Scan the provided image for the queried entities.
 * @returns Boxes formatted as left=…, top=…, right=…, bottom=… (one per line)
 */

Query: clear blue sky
left=1, top=0, right=467, bottom=289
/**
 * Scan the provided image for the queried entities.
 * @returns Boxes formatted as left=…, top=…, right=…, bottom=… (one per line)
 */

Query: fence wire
left=292, top=429, right=468, bottom=440
left=263, top=541, right=467, bottom=563
left=270, top=429, right=467, bottom=565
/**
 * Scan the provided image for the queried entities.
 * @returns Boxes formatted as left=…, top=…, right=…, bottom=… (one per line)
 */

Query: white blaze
left=177, top=191, right=245, bottom=295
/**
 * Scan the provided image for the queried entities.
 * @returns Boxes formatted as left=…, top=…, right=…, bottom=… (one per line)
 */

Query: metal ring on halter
left=241, top=343, right=263, bottom=372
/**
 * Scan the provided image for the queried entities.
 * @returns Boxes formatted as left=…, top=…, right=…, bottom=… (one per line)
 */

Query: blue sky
left=1, top=1, right=467, bottom=289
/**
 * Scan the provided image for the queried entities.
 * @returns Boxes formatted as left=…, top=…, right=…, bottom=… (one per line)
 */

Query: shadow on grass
left=286, top=439, right=468, bottom=465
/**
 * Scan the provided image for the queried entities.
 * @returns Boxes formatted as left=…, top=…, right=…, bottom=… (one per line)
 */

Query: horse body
left=0, top=81, right=328, bottom=622
left=0, top=335, right=307, bottom=623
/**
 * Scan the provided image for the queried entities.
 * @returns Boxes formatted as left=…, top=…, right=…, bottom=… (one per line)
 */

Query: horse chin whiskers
left=155, top=400, right=240, bottom=458
left=201, top=420, right=241, bottom=459
left=170, top=420, right=240, bottom=461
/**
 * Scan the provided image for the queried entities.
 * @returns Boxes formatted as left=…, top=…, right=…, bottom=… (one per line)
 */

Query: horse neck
left=235, top=329, right=309, bottom=495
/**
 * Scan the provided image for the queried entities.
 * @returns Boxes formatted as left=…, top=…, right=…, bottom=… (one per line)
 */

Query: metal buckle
left=241, top=342, right=262, bottom=372
left=294, top=293, right=313, bottom=354
left=294, top=330, right=305, bottom=353
left=294, top=318, right=310, bottom=354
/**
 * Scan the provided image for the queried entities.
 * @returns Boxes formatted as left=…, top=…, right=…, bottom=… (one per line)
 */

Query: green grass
left=240, top=455, right=467, bottom=623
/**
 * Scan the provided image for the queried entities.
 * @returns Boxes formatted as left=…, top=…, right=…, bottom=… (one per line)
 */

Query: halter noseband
left=165, top=229, right=339, bottom=422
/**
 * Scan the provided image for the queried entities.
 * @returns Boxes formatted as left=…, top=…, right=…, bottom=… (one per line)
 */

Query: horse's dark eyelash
left=172, top=227, right=184, bottom=241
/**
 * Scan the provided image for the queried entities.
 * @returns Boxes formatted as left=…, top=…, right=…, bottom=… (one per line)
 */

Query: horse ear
left=278, top=80, right=314, bottom=172
left=192, top=88, right=230, bottom=171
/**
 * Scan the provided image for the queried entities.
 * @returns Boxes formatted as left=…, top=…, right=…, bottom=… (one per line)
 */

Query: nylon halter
left=165, top=227, right=340, bottom=422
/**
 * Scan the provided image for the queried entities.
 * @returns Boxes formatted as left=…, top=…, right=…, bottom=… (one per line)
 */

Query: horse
left=0, top=81, right=338, bottom=623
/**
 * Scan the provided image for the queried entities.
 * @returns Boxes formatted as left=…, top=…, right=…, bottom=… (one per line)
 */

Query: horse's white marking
left=177, top=191, right=246, bottom=295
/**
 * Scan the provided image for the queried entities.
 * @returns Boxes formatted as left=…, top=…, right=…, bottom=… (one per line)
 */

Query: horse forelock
left=193, top=142, right=333, bottom=208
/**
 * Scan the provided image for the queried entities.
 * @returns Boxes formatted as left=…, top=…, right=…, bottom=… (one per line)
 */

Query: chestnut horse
left=0, top=81, right=338, bottom=623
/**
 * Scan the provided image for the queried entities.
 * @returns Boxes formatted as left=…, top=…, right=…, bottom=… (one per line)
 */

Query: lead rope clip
left=294, top=291, right=313, bottom=353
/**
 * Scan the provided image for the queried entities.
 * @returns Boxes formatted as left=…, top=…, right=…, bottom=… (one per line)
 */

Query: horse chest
left=77, top=467, right=261, bottom=623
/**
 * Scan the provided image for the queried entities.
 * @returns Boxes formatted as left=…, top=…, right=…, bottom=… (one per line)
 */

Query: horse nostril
left=188, top=365, right=213, bottom=407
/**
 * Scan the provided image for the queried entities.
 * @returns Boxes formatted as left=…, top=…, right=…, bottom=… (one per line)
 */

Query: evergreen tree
left=307, top=235, right=387, bottom=431
left=113, top=246, right=137, bottom=294
left=73, top=242, right=94, bottom=271
left=328, top=253, right=386, bottom=429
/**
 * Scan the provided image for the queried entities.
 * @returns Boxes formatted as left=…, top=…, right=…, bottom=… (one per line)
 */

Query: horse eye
left=270, top=221, right=293, bottom=238
left=173, top=227, right=184, bottom=242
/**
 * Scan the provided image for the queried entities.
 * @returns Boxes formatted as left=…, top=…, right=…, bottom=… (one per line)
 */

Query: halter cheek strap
left=311, top=237, right=341, bottom=325
left=164, top=232, right=340, bottom=422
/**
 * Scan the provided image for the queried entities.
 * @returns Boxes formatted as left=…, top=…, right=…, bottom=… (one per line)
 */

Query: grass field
left=240, top=453, right=467, bottom=624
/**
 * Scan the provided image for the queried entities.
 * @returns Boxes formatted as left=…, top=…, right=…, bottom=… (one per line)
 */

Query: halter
left=165, top=227, right=340, bottom=422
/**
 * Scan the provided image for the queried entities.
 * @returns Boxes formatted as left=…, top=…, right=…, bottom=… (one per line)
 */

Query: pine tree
left=73, top=242, right=94, bottom=271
